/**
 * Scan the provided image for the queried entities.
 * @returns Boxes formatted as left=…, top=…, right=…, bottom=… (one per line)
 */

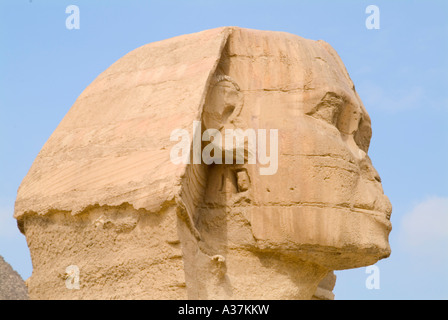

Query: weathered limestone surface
left=14, top=27, right=392, bottom=300
left=0, top=255, right=29, bottom=300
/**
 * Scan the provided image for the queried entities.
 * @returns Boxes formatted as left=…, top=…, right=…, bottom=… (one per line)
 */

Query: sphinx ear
left=225, top=89, right=244, bottom=125
left=204, top=75, right=244, bottom=129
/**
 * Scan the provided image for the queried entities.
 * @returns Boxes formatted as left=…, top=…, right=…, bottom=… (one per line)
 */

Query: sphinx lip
left=351, top=207, right=392, bottom=230
left=244, top=201, right=392, bottom=230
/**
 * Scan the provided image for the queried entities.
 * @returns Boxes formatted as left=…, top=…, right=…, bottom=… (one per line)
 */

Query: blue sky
left=1, top=0, right=447, bottom=299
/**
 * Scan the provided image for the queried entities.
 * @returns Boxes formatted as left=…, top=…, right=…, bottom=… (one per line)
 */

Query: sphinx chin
left=247, top=205, right=391, bottom=270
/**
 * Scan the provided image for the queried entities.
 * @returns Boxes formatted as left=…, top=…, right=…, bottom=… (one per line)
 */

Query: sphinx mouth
left=334, top=196, right=392, bottom=230
left=246, top=200, right=392, bottom=230
left=353, top=196, right=392, bottom=223
left=324, top=202, right=392, bottom=230
left=351, top=207, right=392, bottom=231
left=353, top=203, right=392, bottom=218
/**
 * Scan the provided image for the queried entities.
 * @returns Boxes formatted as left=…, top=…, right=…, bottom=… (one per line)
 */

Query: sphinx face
left=200, top=32, right=392, bottom=270
left=243, top=79, right=393, bottom=270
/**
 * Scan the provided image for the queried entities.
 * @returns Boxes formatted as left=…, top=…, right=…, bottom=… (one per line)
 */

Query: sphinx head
left=14, top=27, right=392, bottom=299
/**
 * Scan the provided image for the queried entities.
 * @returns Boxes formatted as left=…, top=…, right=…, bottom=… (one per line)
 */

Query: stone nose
left=358, top=155, right=383, bottom=184
left=381, top=195, right=393, bottom=220
left=353, top=156, right=392, bottom=223
left=372, top=166, right=382, bottom=183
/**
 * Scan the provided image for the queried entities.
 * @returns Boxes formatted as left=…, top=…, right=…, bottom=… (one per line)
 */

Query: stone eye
left=306, top=92, right=344, bottom=127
